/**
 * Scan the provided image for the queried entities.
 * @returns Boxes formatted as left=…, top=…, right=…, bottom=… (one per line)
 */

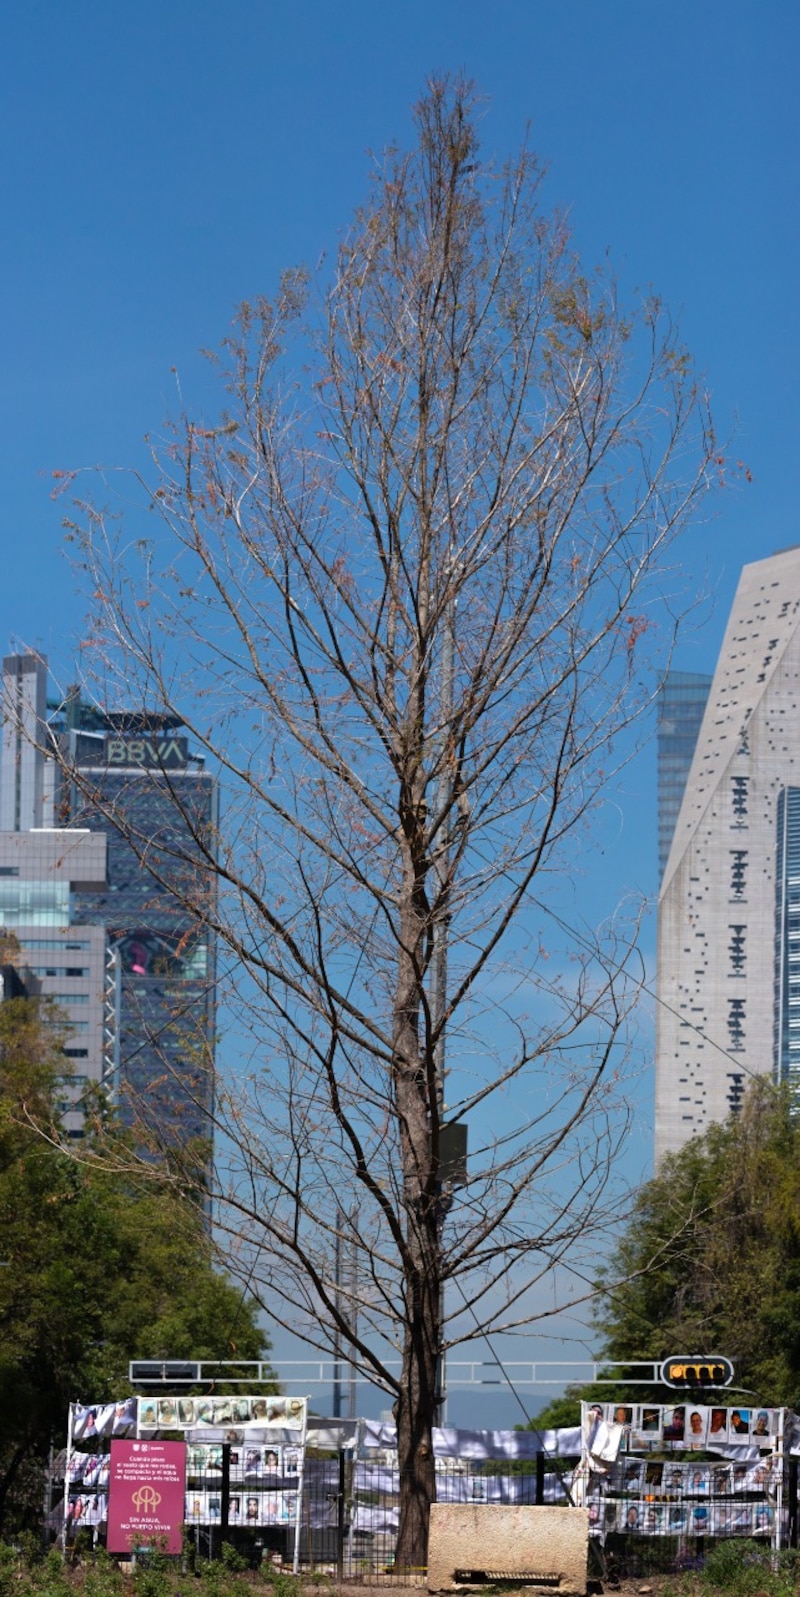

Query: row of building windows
left=30, top=966, right=88, bottom=978
left=17, top=938, right=91, bottom=950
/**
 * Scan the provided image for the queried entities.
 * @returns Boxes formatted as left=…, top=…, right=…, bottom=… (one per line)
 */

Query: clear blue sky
left=2, top=0, right=793, bottom=676
left=1, top=0, right=796, bottom=1419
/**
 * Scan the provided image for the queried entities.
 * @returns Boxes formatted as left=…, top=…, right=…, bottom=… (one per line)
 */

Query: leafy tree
left=523, top=1393, right=584, bottom=1432
left=0, top=995, right=268, bottom=1532
left=59, top=77, right=713, bottom=1562
left=593, top=1078, right=800, bottom=1407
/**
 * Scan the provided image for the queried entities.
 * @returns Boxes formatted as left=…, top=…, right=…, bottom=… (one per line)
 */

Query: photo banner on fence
left=583, top=1401, right=780, bottom=1453
left=137, top=1395, right=306, bottom=1432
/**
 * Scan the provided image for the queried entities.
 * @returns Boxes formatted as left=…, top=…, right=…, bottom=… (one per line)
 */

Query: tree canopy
left=0, top=994, right=268, bottom=1532
left=593, top=1079, right=800, bottom=1407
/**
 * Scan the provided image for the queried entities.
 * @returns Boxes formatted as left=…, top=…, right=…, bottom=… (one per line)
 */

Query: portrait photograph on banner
left=686, top=1408, right=708, bottom=1446
left=185, top=1493, right=209, bottom=1524
left=661, top=1405, right=686, bottom=1443
left=244, top=1495, right=262, bottom=1525
left=709, top=1408, right=727, bottom=1438
left=244, top=1447, right=265, bottom=1477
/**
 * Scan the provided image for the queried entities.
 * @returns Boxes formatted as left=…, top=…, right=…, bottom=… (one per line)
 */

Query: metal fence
left=53, top=1443, right=799, bottom=1580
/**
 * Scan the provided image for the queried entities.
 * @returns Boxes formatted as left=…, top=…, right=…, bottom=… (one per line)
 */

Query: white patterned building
left=656, top=547, right=800, bottom=1162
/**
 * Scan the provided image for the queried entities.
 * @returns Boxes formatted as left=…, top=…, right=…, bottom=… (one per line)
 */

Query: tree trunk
left=392, top=749, right=441, bottom=1568
left=394, top=1249, right=440, bottom=1568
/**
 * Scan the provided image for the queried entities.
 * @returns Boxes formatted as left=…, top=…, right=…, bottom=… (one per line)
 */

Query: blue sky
left=2, top=0, right=796, bottom=1420
left=3, top=3, right=793, bottom=710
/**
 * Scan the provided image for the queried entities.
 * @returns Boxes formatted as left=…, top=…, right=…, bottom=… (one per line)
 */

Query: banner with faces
left=71, top=1400, right=138, bottom=1441
left=598, top=1499, right=777, bottom=1537
left=606, top=1458, right=781, bottom=1496
left=66, top=1493, right=108, bottom=1529
left=583, top=1402, right=779, bottom=1450
left=186, top=1491, right=299, bottom=1527
left=68, top=1453, right=111, bottom=1489
left=138, top=1395, right=306, bottom=1432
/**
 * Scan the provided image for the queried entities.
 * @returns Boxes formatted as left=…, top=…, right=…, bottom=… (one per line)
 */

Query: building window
left=731, top=775, right=749, bottom=821
left=32, top=967, right=89, bottom=980
left=727, top=998, right=746, bottom=1050
left=730, top=851, right=748, bottom=899
left=18, top=939, right=91, bottom=951
left=774, top=787, right=800, bottom=1088
left=0, top=880, right=70, bottom=927
left=729, top=925, right=746, bottom=974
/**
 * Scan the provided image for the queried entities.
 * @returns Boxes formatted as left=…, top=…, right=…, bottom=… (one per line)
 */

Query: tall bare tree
left=58, top=79, right=713, bottom=1563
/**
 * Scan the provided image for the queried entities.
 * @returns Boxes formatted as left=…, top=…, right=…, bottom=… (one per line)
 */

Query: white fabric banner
left=358, top=1420, right=581, bottom=1459
left=307, top=1422, right=360, bottom=1452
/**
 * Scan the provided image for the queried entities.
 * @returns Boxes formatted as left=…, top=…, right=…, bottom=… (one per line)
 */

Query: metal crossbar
left=129, top=1358, right=672, bottom=1389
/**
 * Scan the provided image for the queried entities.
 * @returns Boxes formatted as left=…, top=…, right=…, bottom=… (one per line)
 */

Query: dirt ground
left=329, top=1583, right=669, bottom=1597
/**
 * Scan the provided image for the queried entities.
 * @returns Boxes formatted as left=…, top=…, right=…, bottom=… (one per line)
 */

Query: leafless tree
left=57, top=79, right=713, bottom=1563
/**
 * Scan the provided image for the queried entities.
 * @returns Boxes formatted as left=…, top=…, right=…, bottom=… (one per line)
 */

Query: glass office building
left=656, top=671, right=712, bottom=882
left=64, top=710, right=218, bottom=1149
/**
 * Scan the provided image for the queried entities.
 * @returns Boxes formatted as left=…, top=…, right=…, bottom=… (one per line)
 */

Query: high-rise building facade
left=63, top=709, right=218, bottom=1145
left=0, top=654, right=217, bottom=1148
left=0, top=655, right=111, bottom=1135
left=655, top=547, right=800, bottom=1163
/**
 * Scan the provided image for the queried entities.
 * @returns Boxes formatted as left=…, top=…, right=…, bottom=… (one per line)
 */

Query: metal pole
left=343, top=1207, right=356, bottom=1424
left=347, top=1220, right=358, bottom=1420
left=336, top=1449, right=346, bottom=1580
left=221, top=1444, right=230, bottom=1544
left=61, top=1406, right=74, bottom=1558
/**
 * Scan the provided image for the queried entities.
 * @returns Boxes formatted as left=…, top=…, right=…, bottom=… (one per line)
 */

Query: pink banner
left=107, top=1440, right=186, bottom=1554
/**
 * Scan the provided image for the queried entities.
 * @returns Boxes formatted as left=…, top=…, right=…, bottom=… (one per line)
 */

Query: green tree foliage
left=0, top=996, right=268, bottom=1531
left=523, top=1393, right=584, bottom=1431
left=593, top=1079, right=800, bottom=1407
